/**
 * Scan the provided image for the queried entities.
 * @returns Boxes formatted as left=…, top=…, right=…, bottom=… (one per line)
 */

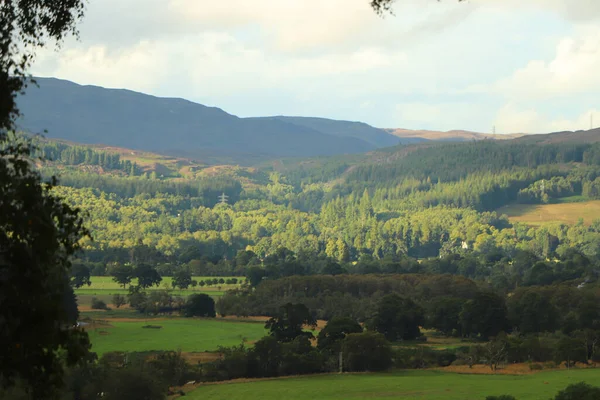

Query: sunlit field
left=187, top=369, right=600, bottom=400
left=86, top=317, right=266, bottom=355
left=498, top=199, right=600, bottom=226
left=75, top=276, right=245, bottom=304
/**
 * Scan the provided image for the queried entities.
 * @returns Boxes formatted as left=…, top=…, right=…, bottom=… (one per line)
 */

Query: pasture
left=75, top=276, right=244, bottom=303
left=497, top=199, right=600, bottom=226
left=186, top=369, right=600, bottom=400
left=86, top=318, right=266, bottom=355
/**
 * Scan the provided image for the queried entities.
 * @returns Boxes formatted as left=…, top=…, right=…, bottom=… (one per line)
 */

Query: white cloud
left=494, top=104, right=599, bottom=133
left=394, top=101, right=489, bottom=131
left=26, top=0, right=600, bottom=132
left=484, top=26, right=600, bottom=101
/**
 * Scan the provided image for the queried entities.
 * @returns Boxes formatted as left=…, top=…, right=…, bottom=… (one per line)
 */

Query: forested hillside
left=19, top=130, right=600, bottom=280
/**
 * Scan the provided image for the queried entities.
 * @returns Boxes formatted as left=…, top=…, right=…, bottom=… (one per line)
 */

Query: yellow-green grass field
left=187, top=369, right=600, bottom=400
left=75, top=276, right=244, bottom=304
left=498, top=199, right=600, bottom=226
left=86, top=318, right=267, bottom=355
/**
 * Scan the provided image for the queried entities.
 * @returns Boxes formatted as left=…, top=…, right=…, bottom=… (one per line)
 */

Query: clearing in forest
left=498, top=199, right=600, bottom=226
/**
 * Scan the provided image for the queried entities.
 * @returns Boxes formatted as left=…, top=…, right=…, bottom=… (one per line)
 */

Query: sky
left=31, top=0, right=600, bottom=134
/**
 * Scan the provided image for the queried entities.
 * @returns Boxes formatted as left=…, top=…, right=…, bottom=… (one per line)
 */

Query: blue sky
left=31, top=0, right=600, bottom=134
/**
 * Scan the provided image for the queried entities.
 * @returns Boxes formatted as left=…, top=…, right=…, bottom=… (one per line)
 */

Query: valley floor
left=183, top=369, right=600, bottom=400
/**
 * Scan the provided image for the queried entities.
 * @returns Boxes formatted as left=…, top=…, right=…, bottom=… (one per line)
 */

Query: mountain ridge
left=15, top=77, right=400, bottom=163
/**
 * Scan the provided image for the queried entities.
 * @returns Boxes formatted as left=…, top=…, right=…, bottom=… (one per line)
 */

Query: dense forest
left=22, top=135, right=599, bottom=271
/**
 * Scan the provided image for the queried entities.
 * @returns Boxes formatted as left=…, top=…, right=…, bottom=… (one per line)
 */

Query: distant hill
left=513, top=128, right=600, bottom=145
left=386, top=128, right=523, bottom=142
left=16, top=78, right=399, bottom=163
left=272, top=116, right=401, bottom=148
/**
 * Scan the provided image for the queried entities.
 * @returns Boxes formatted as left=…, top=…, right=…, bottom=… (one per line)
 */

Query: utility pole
left=591, top=113, right=594, bottom=130
left=218, top=192, right=229, bottom=205
left=339, top=352, right=343, bottom=374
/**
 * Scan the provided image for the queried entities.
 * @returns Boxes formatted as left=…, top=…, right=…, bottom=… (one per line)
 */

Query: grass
left=87, top=318, right=267, bottom=355
left=75, top=276, right=244, bottom=300
left=497, top=199, right=600, bottom=226
left=186, top=369, right=600, bottom=400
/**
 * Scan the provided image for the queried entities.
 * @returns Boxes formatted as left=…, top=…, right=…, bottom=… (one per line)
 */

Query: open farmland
left=86, top=318, right=267, bottom=355
left=497, top=199, right=600, bottom=226
left=186, top=369, right=600, bottom=400
left=75, top=276, right=244, bottom=305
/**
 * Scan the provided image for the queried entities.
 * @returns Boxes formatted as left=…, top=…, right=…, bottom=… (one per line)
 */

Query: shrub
left=341, top=332, right=392, bottom=372
left=91, top=297, right=109, bottom=310
left=112, top=294, right=126, bottom=308
left=554, top=382, right=600, bottom=400
left=184, top=294, right=216, bottom=318
left=529, top=363, right=543, bottom=371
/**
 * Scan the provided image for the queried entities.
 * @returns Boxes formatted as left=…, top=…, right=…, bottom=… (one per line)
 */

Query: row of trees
left=217, top=274, right=600, bottom=338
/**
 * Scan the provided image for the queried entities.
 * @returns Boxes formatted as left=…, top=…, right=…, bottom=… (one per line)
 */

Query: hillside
left=514, top=128, right=600, bottom=145
left=386, top=128, right=523, bottom=142
left=15, top=78, right=401, bottom=163
left=272, top=116, right=401, bottom=148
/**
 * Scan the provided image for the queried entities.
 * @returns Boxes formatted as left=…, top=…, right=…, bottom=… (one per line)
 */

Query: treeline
left=59, top=178, right=600, bottom=264
left=34, top=140, right=142, bottom=175
left=50, top=173, right=242, bottom=206
left=216, top=268, right=600, bottom=330
left=345, top=141, right=600, bottom=186
left=517, top=167, right=600, bottom=204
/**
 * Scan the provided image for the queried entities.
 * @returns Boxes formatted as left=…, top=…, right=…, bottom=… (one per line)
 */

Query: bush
left=341, top=332, right=392, bottom=372
left=554, top=382, right=600, bottom=400
left=184, top=294, right=216, bottom=318
left=394, top=348, right=456, bottom=369
left=91, top=297, right=109, bottom=310
left=529, top=363, right=543, bottom=371
left=113, top=294, right=126, bottom=308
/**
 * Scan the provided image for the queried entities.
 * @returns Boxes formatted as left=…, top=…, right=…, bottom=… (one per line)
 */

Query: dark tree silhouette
left=184, top=294, right=216, bottom=318
left=265, top=303, right=317, bottom=343
left=317, top=317, right=363, bottom=352
left=172, top=269, right=193, bottom=290
left=0, top=2, right=88, bottom=397
left=134, top=264, right=162, bottom=289
left=370, top=294, right=424, bottom=341
left=70, top=263, right=91, bottom=289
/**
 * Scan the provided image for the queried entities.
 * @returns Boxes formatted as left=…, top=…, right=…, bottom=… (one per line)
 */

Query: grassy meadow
left=186, top=369, right=600, bottom=400
left=497, top=199, right=600, bottom=226
left=86, top=318, right=267, bottom=355
left=75, top=276, right=245, bottom=304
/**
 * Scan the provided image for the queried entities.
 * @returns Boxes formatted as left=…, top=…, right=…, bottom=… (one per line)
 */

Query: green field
left=187, top=369, right=600, bottom=400
left=76, top=276, right=244, bottom=302
left=87, top=318, right=266, bottom=355
left=498, top=199, right=600, bottom=226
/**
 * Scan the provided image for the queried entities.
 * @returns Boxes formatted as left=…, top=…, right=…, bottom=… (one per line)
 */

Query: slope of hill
left=513, top=128, right=600, bottom=145
left=15, top=78, right=381, bottom=162
left=387, top=128, right=523, bottom=142
left=271, top=116, right=401, bottom=148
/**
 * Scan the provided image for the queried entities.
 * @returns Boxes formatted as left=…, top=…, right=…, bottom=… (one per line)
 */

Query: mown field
left=186, top=369, right=600, bottom=400
left=86, top=317, right=266, bottom=355
left=498, top=199, right=600, bottom=226
left=75, top=276, right=244, bottom=305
